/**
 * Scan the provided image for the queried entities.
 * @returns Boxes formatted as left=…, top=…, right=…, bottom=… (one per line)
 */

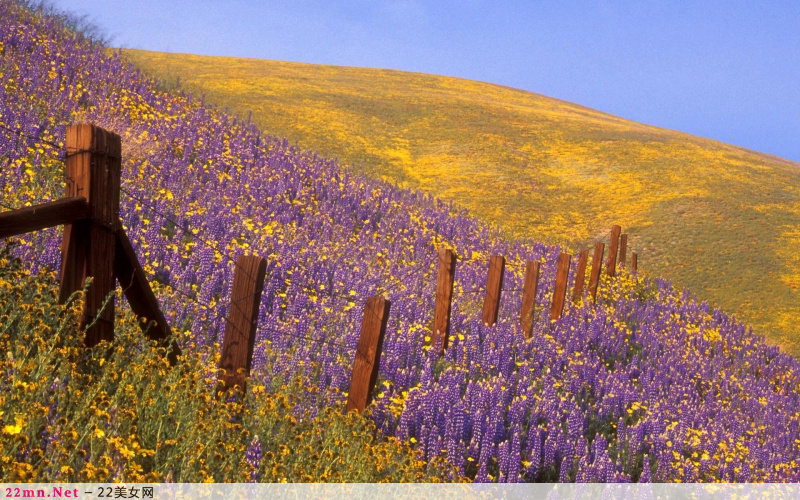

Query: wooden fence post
left=218, top=255, right=267, bottom=392
left=572, top=249, right=589, bottom=303
left=550, top=253, right=571, bottom=321
left=588, top=242, right=605, bottom=302
left=1, top=123, right=177, bottom=362
left=631, top=252, right=638, bottom=272
left=481, top=255, right=505, bottom=326
left=347, top=296, right=390, bottom=413
left=520, top=261, right=540, bottom=338
left=619, top=233, right=628, bottom=269
left=432, top=249, right=456, bottom=355
left=59, top=124, right=120, bottom=347
left=606, top=225, right=621, bottom=278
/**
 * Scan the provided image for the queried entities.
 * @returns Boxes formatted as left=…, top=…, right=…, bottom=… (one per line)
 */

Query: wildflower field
left=121, top=48, right=800, bottom=357
left=2, top=0, right=800, bottom=483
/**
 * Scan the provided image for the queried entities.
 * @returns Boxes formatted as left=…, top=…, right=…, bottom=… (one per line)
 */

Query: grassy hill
left=4, top=1, right=800, bottom=482
left=120, top=49, right=800, bottom=356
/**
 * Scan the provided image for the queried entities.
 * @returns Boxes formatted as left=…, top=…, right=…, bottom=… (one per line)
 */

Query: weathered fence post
left=550, top=253, right=571, bottom=321
left=588, top=242, right=605, bottom=302
left=631, top=252, right=638, bottom=272
left=481, top=255, right=505, bottom=326
left=59, top=124, right=121, bottom=346
left=347, top=296, right=390, bottom=413
left=606, top=225, right=621, bottom=278
left=218, top=255, right=267, bottom=392
left=619, top=233, right=628, bottom=269
left=1, top=123, right=178, bottom=362
left=520, top=261, right=540, bottom=338
left=432, top=249, right=456, bottom=354
left=572, top=249, right=589, bottom=303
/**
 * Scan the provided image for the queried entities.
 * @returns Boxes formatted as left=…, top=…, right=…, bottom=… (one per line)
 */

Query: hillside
left=3, top=0, right=800, bottom=482
left=120, top=49, right=800, bottom=356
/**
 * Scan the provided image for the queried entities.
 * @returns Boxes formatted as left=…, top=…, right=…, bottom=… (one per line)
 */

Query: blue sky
left=51, top=0, right=800, bottom=162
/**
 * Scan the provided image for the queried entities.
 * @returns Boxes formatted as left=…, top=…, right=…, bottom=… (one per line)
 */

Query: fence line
left=1, top=122, right=644, bottom=414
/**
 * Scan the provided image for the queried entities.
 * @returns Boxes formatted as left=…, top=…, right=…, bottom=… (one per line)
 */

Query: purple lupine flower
left=567, top=409, right=583, bottom=439
left=426, top=425, right=440, bottom=464
left=655, top=451, right=670, bottom=481
left=575, top=455, right=589, bottom=482
left=508, top=427, right=522, bottom=483
left=543, top=430, right=557, bottom=469
left=612, top=470, right=631, bottom=483
left=245, top=435, right=262, bottom=482
left=558, top=456, right=570, bottom=482
left=475, top=459, right=490, bottom=483
left=526, top=427, right=542, bottom=479
left=5, top=1, right=800, bottom=483
left=498, top=440, right=510, bottom=483
left=555, top=429, right=567, bottom=466
left=639, top=454, right=651, bottom=483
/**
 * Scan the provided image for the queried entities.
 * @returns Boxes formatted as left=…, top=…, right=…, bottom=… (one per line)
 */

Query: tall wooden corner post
left=59, top=124, right=121, bottom=346
left=1, top=123, right=177, bottom=362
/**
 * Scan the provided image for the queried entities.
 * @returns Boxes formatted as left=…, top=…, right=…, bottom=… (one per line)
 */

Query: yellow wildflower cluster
left=119, top=48, right=800, bottom=357
left=0, top=253, right=462, bottom=482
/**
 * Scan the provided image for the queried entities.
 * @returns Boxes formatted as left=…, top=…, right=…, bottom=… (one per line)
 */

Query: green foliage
left=0, top=248, right=463, bottom=482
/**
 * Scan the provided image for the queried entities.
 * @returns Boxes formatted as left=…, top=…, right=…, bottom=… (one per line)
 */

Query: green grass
left=120, top=49, right=800, bottom=356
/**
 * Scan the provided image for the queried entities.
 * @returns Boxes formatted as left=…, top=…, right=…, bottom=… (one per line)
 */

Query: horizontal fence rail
left=1, top=122, right=643, bottom=413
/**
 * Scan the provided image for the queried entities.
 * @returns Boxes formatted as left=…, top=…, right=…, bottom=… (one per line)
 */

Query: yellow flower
left=119, top=445, right=135, bottom=459
left=3, top=417, right=23, bottom=435
left=3, top=424, right=22, bottom=435
left=94, top=428, right=105, bottom=438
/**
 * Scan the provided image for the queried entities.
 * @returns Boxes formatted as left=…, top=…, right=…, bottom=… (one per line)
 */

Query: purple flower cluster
left=2, top=1, right=799, bottom=482
left=245, top=435, right=262, bottom=482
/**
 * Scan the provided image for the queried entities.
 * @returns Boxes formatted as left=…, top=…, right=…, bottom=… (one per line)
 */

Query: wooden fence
left=429, top=224, right=637, bottom=353
left=0, top=123, right=640, bottom=414
left=0, top=124, right=178, bottom=362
